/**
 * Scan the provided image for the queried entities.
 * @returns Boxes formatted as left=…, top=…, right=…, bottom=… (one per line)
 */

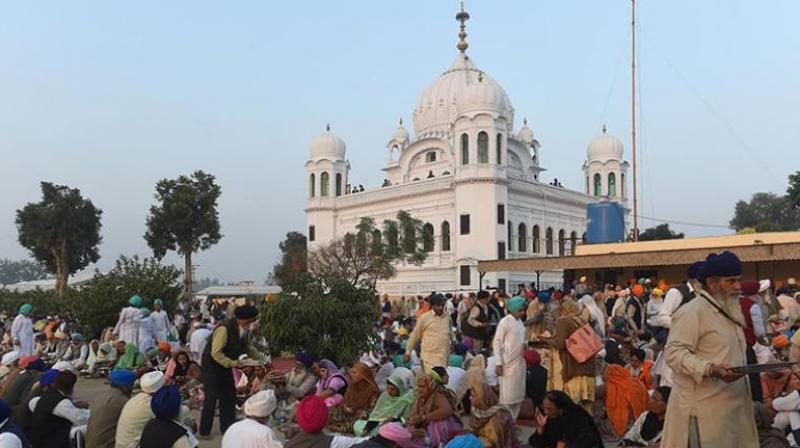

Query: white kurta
left=221, top=418, right=283, bottom=448
left=11, top=314, right=34, bottom=357
left=662, top=289, right=758, bottom=448
left=113, top=306, right=141, bottom=346
left=150, top=310, right=170, bottom=343
left=137, top=317, right=156, bottom=352
left=493, top=314, right=526, bottom=407
left=190, top=328, right=212, bottom=365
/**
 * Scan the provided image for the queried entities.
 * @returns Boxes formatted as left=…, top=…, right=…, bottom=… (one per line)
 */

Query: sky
left=1, top=1, right=798, bottom=283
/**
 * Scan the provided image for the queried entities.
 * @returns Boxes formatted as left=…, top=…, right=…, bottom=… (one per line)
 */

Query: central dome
left=413, top=54, right=514, bottom=137
left=587, top=132, right=624, bottom=161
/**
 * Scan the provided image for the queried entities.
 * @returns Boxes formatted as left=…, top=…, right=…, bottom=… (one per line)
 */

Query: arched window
left=320, top=172, right=330, bottom=197
left=460, top=133, right=469, bottom=165
left=391, top=145, right=399, bottom=161
left=570, top=231, right=578, bottom=255
left=532, top=225, right=541, bottom=253
left=546, top=227, right=554, bottom=255
left=441, top=221, right=451, bottom=252
left=507, top=221, right=513, bottom=252
left=309, top=173, right=316, bottom=198
left=608, top=172, right=616, bottom=197
left=518, top=223, right=527, bottom=252
left=335, top=173, right=342, bottom=196
left=422, top=223, right=434, bottom=252
left=593, top=173, right=602, bottom=196
left=426, top=151, right=437, bottom=163
left=621, top=173, right=626, bottom=197
left=496, top=133, right=503, bottom=164
left=558, top=229, right=566, bottom=256
left=478, top=132, right=489, bottom=163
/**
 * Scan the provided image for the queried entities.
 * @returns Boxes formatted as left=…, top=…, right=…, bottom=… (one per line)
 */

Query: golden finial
left=456, top=2, right=470, bottom=54
left=602, top=124, right=607, bottom=134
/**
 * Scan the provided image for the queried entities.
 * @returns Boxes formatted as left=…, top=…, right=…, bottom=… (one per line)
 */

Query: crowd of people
left=0, top=250, right=798, bottom=447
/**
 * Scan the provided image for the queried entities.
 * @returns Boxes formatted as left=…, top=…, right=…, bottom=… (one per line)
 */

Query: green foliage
left=0, top=288, right=70, bottom=321
left=729, top=192, right=800, bottom=232
left=638, top=223, right=685, bottom=241
left=272, top=232, right=307, bottom=292
left=259, top=274, right=378, bottom=365
left=144, top=170, right=222, bottom=297
left=0, top=259, right=50, bottom=286
left=16, top=182, right=103, bottom=296
left=788, top=170, right=800, bottom=210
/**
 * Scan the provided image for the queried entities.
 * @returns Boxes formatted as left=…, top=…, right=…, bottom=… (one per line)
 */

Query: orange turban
left=632, top=284, right=645, bottom=297
left=773, top=335, right=790, bottom=349
left=158, top=342, right=171, bottom=353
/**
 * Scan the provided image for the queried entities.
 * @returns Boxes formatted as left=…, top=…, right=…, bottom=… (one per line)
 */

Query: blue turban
left=129, top=295, right=143, bottom=307
left=453, top=343, right=469, bottom=356
left=700, top=251, right=742, bottom=282
left=507, top=296, right=526, bottom=313
left=151, top=386, right=181, bottom=419
left=140, top=307, right=150, bottom=317
left=448, top=354, right=464, bottom=368
left=0, top=399, right=10, bottom=422
left=687, top=261, right=705, bottom=280
left=295, top=352, right=314, bottom=368
left=446, top=434, right=484, bottom=448
left=154, top=299, right=163, bottom=306
left=40, top=369, right=60, bottom=387
left=109, top=369, right=137, bottom=388
left=18, top=304, right=32, bottom=316
left=537, top=291, right=551, bottom=304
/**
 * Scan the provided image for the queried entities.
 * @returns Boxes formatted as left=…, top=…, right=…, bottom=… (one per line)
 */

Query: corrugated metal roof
left=194, top=285, right=282, bottom=296
left=3, top=271, right=98, bottom=292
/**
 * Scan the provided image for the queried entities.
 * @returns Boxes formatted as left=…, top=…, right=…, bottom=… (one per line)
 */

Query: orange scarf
left=605, top=364, right=648, bottom=436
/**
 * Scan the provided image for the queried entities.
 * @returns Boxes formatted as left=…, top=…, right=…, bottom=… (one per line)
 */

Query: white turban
left=759, top=279, right=771, bottom=293
left=243, top=390, right=277, bottom=418
left=53, top=361, right=78, bottom=375
left=1, top=351, right=20, bottom=366
left=140, top=371, right=165, bottom=394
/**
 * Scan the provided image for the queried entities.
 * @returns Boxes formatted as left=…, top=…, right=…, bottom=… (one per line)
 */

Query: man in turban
left=626, top=284, right=647, bottom=337
left=28, top=370, right=89, bottom=447
left=116, top=371, right=166, bottom=448
left=85, top=369, right=136, bottom=448
left=662, top=251, right=758, bottom=447
left=11, top=304, right=35, bottom=357
left=404, top=294, right=452, bottom=370
left=150, top=299, right=171, bottom=344
left=493, top=295, right=527, bottom=420
left=463, top=290, right=490, bottom=353
left=283, top=352, right=318, bottom=401
left=199, top=304, right=266, bottom=438
left=138, top=386, right=195, bottom=448
left=222, top=390, right=282, bottom=448
left=114, top=295, right=143, bottom=346
left=285, top=395, right=365, bottom=448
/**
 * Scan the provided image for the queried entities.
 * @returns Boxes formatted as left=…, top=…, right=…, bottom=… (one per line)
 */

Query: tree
left=16, top=182, right=103, bottom=297
left=145, top=170, right=222, bottom=300
left=0, top=259, right=50, bottom=286
left=272, top=232, right=307, bottom=291
left=193, top=277, right=221, bottom=291
left=308, top=211, right=428, bottom=289
left=729, top=192, right=800, bottom=232
left=260, top=274, right=378, bottom=365
left=72, top=255, right=182, bottom=338
left=638, top=223, right=685, bottom=241
left=788, top=170, right=800, bottom=210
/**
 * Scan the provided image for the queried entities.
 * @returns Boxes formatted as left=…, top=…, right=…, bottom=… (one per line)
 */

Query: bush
left=259, top=273, right=379, bottom=366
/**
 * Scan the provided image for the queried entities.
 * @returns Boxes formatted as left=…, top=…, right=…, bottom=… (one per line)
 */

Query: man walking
left=493, top=296, right=527, bottom=420
left=404, top=294, right=452, bottom=370
left=150, top=299, right=170, bottom=343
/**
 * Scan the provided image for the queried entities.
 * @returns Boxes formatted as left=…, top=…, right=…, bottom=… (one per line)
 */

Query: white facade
left=304, top=8, right=628, bottom=296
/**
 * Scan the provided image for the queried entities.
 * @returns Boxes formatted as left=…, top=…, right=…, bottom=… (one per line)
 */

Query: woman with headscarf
left=354, top=374, right=414, bottom=437
left=327, top=362, right=379, bottom=433
left=114, top=343, right=145, bottom=373
left=467, top=373, right=519, bottom=448
left=315, top=360, right=348, bottom=408
left=529, top=390, right=603, bottom=448
left=114, top=295, right=143, bottom=346
left=604, top=364, right=648, bottom=438
left=139, top=386, right=198, bottom=448
left=578, top=293, right=606, bottom=339
left=547, top=297, right=597, bottom=411
left=406, top=373, right=461, bottom=447
left=619, top=386, right=671, bottom=447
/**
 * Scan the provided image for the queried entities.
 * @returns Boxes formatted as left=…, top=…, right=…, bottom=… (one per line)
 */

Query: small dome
left=390, top=119, right=409, bottom=145
left=309, top=126, right=346, bottom=159
left=517, top=118, right=534, bottom=144
left=587, top=129, right=623, bottom=161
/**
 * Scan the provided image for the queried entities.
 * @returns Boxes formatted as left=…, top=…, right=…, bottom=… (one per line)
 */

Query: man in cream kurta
left=494, top=296, right=527, bottom=420
left=404, top=294, right=452, bottom=370
left=662, top=251, right=758, bottom=448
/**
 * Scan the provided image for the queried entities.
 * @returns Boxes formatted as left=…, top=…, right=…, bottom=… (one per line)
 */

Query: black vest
left=462, top=304, right=488, bottom=340
left=627, top=297, right=645, bottom=330
left=202, top=319, right=245, bottom=370
left=677, top=283, right=697, bottom=308
left=285, top=432, right=335, bottom=448
left=28, top=390, right=72, bottom=448
left=139, top=418, right=188, bottom=448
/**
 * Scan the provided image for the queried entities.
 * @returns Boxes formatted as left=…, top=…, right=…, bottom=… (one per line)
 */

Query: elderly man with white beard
left=661, top=251, right=758, bottom=448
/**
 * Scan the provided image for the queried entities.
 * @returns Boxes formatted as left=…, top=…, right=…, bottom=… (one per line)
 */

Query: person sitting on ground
left=754, top=401, right=792, bottom=448
left=0, top=351, right=21, bottom=397
left=139, top=386, right=197, bottom=448
left=604, top=364, right=648, bottom=438
left=28, top=370, right=90, bottom=448
left=354, top=374, right=414, bottom=437
left=762, top=368, right=795, bottom=411
left=222, top=390, right=282, bottom=448
left=279, top=352, right=318, bottom=402
left=445, top=433, right=484, bottom=448
left=0, top=399, right=26, bottom=447
left=315, top=360, right=348, bottom=408
left=406, top=373, right=462, bottom=448
left=445, top=355, right=465, bottom=393
left=165, top=350, right=201, bottom=389
left=351, top=422, right=412, bottom=448
left=14, top=367, right=59, bottom=436
left=328, top=362, right=379, bottom=434
left=61, top=333, right=89, bottom=371
left=285, top=395, right=366, bottom=448
left=618, top=386, right=671, bottom=447
left=524, top=349, right=547, bottom=409
left=152, top=342, right=173, bottom=372
left=113, top=343, right=144, bottom=373
left=85, top=369, right=136, bottom=448
left=115, top=371, right=165, bottom=448
left=626, top=348, right=654, bottom=390
left=467, top=371, right=519, bottom=448
left=3, top=356, right=46, bottom=409
left=529, top=390, right=604, bottom=448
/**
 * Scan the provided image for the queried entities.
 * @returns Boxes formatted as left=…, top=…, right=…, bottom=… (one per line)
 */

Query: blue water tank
left=586, top=202, right=626, bottom=244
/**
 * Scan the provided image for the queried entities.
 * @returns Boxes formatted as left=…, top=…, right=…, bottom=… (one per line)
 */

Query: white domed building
left=305, top=7, right=628, bottom=294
